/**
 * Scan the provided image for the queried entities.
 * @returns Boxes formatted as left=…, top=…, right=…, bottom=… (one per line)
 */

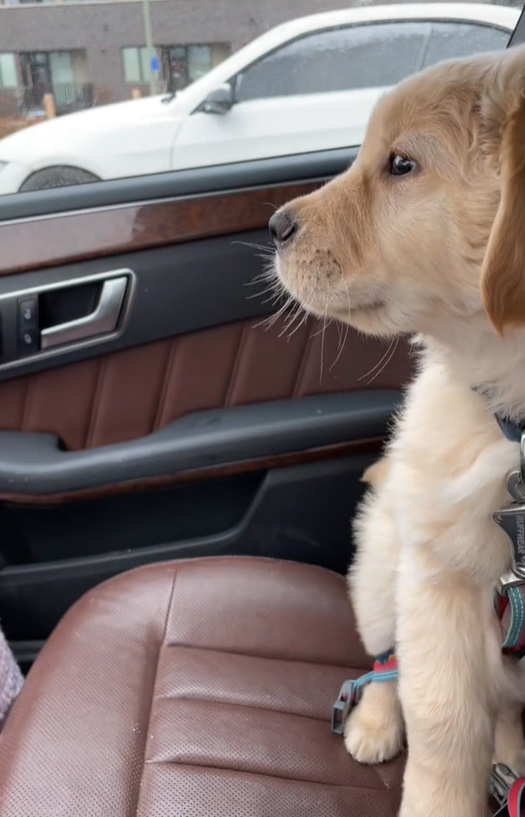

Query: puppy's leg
left=345, top=477, right=404, bottom=763
left=397, top=553, right=497, bottom=817
left=494, top=699, right=525, bottom=774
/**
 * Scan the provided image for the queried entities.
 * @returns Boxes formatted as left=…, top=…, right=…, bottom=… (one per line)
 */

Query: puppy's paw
left=344, top=679, right=404, bottom=764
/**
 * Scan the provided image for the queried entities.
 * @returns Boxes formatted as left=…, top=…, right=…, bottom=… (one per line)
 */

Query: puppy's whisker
left=333, top=282, right=352, bottom=371
left=365, top=338, right=399, bottom=386
left=261, top=292, right=287, bottom=306
left=261, top=296, right=294, bottom=330
left=244, top=270, right=279, bottom=287
left=232, top=240, right=274, bottom=252
left=251, top=277, right=281, bottom=292
left=282, top=304, right=300, bottom=330
left=312, top=315, right=335, bottom=338
left=330, top=320, right=350, bottom=372
left=358, top=339, right=396, bottom=383
left=252, top=296, right=289, bottom=331
left=287, top=309, right=309, bottom=339
left=246, top=285, right=280, bottom=301
left=319, top=305, right=330, bottom=384
left=282, top=303, right=307, bottom=339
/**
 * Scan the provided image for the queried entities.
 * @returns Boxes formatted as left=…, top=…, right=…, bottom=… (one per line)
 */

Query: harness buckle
left=331, top=653, right=399, bottom=736
left=490, top=763, right=517, bottom=816
left=493, top=472, right=525, bottom=581
left=489, top=763, right=525, bottom=817
left=497, top=568, right=525, bottom=597
left=331, top=679, right=362, bottom=735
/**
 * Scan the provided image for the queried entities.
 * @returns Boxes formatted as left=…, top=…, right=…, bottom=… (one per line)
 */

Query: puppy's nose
left=269, top=209, right=298, bottom=249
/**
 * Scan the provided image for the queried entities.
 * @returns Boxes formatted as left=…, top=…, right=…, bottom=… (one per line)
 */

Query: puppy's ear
left=481, top=59, right=525, bottom=335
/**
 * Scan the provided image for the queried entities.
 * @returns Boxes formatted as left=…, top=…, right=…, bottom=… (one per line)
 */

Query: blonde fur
left=273, top=45, right=525, bottom=817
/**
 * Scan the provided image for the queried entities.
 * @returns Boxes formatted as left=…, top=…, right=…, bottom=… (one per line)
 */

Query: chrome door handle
left=41, top=276, right=128, bottom=351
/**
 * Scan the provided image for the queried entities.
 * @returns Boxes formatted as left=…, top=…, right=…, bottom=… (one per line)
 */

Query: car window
left=236, top=19, right=512, bottom=103
left=236, top=22, right=431, bottom=102
left=423, top=21, right=511, bottom=67
left=0, top=2, right=519, bottom=196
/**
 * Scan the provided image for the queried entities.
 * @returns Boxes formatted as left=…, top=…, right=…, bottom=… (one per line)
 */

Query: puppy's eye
left=389, top=154, right=417, bottom=177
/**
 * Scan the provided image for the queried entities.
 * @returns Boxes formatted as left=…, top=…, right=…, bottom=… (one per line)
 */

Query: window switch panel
left=17, top=297, right=39, bottom=356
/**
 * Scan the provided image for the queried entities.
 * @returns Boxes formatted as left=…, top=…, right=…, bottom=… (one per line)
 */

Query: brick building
left=0, top=0, right=512, bottom=116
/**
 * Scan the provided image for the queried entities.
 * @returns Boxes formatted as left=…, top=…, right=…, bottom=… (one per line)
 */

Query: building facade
left=0, top=0, right=508, bottom=116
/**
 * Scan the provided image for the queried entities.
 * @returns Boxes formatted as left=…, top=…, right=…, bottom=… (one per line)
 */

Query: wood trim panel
left=0, top=180, right=325, bottom=276
left=0, top=436, right=384, bottom=505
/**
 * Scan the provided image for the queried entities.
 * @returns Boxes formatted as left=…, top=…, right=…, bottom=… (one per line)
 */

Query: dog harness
left=495, top=413, right=525, bottom=444
left=331, top=415, right=525, bottom=815
left=490, top=765, right=525, bottom=817
left=331, top=649, right=398, bottom=735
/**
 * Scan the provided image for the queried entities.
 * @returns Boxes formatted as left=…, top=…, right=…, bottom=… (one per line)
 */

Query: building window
left=0, top=53, right=17, bottom=89
left=122, top=43, right=230, bottom=89
left=122, top=47, right=156, bottom=84
left=19, top=50, right=90, bottom=115
left=161, top=43, right=230, bottom=91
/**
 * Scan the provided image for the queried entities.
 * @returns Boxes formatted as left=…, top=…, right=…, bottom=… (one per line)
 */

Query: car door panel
left=0, top=316, right=410, bottom=449
left=0, top=390, right=401, bottom=499
left=172, top=89, right=384, bottom=169
left=0, top=147, right=413, bottom=666
left=2, top=450, right=380, bottom=667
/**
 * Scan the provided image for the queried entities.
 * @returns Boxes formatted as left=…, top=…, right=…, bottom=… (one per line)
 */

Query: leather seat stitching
left=162, top=642, right=371, bottom=672
left=145, top=759, right=400, bottom=791
left=131, top=566, right=179, bottom=817
left=154, top=693, right=336, bottom=723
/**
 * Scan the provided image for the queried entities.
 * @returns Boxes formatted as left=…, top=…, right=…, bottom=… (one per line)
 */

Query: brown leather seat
left=0, top=557, right=404, bottom=816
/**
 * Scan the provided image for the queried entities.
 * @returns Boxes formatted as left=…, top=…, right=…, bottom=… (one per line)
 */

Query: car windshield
left=0, top=0, right=522, bottom=196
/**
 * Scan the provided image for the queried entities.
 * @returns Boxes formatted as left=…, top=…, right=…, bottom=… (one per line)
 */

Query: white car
left=0, top=3, right=518, bottom=194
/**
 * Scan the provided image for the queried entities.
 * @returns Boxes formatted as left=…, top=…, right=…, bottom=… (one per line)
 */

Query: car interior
left=0, top=5, right=524, bottom=816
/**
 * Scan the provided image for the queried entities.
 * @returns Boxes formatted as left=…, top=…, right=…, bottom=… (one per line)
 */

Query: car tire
left=19, top=166, right=100, bottom=192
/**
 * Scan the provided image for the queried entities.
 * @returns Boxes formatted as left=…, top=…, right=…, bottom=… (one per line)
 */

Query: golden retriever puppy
left=269, top=45, right=525, bottom=817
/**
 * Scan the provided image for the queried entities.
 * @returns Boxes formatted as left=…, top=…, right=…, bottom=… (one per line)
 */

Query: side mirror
left=201, top=83, right=234, bottom=115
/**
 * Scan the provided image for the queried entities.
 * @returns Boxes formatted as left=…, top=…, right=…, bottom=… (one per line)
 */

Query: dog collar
left=494, top=415, right=525, bottom=443
left=471, top=386, right=524, bottom=442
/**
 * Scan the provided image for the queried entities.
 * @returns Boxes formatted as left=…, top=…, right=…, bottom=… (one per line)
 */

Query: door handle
left=41, top=276, right=128, bottom=351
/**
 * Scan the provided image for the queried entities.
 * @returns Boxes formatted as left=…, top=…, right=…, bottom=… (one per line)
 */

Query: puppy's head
left=270, top=46, right=525, bottom=338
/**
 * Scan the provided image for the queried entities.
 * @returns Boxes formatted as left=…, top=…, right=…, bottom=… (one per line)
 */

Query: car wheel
left=19, top=166, right=100, bottom=192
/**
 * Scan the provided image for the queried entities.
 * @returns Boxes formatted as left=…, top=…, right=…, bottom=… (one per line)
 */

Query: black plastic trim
left=0, top=452, right=377, bottom=641
left=0, top=391, right=399, bottom=496
left=0, top=147, right=356, bottom=222
left=508, top=4, right=525, bottom=47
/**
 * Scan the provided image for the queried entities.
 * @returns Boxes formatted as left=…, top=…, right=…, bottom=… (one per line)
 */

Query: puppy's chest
left=387, top=427, right=519, bottom=581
